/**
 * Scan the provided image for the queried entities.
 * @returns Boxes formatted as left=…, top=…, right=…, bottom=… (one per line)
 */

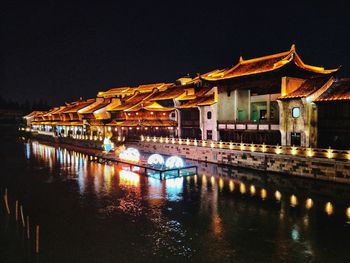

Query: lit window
left=292, top=107, right=300, bottom=118
left=207, top=111, right=212, bottom=119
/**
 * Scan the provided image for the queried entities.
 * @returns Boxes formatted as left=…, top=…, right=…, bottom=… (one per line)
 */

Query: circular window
left=292, top=107, right=300, bottom=118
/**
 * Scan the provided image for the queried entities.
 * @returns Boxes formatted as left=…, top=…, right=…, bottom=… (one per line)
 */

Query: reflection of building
left=25, top=45, right=350, bottom=148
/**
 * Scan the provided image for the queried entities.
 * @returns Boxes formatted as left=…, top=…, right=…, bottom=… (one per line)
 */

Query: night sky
left=1, top=0, right=349, bottom=106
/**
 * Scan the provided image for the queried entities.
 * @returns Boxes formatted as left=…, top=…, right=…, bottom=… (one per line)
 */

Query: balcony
left=217, top=120, right=280, bottom=131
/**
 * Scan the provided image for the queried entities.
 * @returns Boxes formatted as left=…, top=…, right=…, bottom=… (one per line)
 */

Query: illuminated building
left=24, top=44, right=350, bottom=149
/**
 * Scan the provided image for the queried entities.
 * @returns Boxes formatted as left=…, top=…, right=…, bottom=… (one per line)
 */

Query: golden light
left=115, top=127, right=118, bottom=131
left=307, top=148, right=313, bottom=157
left=178, top=138, right=182, bottom=145
left=219, top=141, right=223, bottom=149
left=346, top=207, right=350, bottom=220
left=305, top=198, right=313, bottom=210
left=150, top=112, right=154, bottom=115
left=229, top=142, right=233, bottom=150
left=250, top=185, right=256, bottom=196
left=275, top=145, right=282, bottom=154
left=348, top=151, right=350, bottom=161
left=275, top=191, right=282, bottom=201
left=290, top=195, right=298, bottom=207
left=202, top=174, right=207, bottom=185
left=171, top=138, right=175, bottom=144
left=262, top=143, right=266, bottom=153
left=210, top=141, right=215, bottom=148
left=165, top=137, right=169, bottom=143
left=146, top=136, right=150, bottom=142
left=210, top=176, right=215, bottom=185
left=159, top=137, right=163, bottom=143
left=136, top=112, right=139, bottom=115
left=291, top=146, right=297, bottom=155
left=327, top=147, right=333, bottom=159
left=194, top=139, right=198, bottom=146
left=202, top=140, right=206, bottom=147
left=325, top=202, right=334, bottom=215
left=261, top=189, right=267, bottom=200
left=240, top=183, right=246, bottom=194
left=219, top=178, right=224, bottom=191
left=186, top=138, right=190, bottom=145
left=229, top=180, right=235, bottom=192
left=250, top=144, right=255, bottom=152
left=240, top=142, right=244, bottom=151
left=152, top=136, right=157, bottom=142
left=119, top=170, right=140, bottom=187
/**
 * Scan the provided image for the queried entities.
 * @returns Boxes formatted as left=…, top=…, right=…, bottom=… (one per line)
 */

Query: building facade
left=25, top=45, right=350, bottom=149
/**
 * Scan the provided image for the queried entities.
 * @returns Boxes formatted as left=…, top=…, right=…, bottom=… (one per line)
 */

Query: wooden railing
left=140, top=135, right=350, bottom=161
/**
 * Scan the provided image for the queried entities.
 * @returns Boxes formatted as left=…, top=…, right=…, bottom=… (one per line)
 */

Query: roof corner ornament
left=239, top=56, right=244, bottom=63
left=290, top=44, right=296, bottom=52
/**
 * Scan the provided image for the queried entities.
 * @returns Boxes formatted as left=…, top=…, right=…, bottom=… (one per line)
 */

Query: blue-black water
left=1, top=131, right=350, bottom=262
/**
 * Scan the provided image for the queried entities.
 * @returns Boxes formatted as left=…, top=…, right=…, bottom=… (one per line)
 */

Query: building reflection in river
left=26, top=140, right=350, bottom=226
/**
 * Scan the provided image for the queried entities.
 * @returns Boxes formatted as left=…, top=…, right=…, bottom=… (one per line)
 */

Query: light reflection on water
left=15, top=140, right=350, bottom=262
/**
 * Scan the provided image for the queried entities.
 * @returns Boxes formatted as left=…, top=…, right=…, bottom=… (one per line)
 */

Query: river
left=1, top=131, right=350, bottom=262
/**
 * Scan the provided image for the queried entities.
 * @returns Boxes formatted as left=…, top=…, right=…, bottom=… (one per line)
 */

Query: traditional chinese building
left=25, top=45, right=348, bottom=149
left=201, top=45, right=338, bottom=145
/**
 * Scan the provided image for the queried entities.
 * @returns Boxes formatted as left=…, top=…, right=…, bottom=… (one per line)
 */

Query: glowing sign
left=119, top=148, right=140, bottom=163
left=165, top=156, right=184, bottom=169
left=147, top=154, right=164, bottom=166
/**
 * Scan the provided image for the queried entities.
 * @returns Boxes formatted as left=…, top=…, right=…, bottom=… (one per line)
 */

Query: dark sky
left=1, top=0, right=349, bottom=106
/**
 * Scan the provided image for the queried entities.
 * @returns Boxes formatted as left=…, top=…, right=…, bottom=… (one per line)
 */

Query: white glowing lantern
left=147, top=154, right=165, bottom=166
left=119, top=148, right=140, bottom=163
left=165, top=156, right=184, bottom=169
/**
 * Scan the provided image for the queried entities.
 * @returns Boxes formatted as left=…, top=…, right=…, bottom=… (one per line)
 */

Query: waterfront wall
left=133, top=142, right=350, bottom=184
left=28, top=132, right=103, bottom=150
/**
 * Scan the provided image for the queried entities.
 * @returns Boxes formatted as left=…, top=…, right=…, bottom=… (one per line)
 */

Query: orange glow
left=261, top=189, right=267, bottom=200
left=119, top=170, right=140, bottom=187
left=229, top=180, right=235, bottom=192
left=305, top=198, right=313, bottom=209
left=325, top=202, right=334, bottom=215
left=240, top=183, right=246, bottom=194
left=290, top=195, right=298, bottom=207
left=275, top=191, right=282, bottom=201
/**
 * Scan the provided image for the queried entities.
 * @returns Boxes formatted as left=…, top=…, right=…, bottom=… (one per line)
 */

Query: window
left=260, top=109, right=267, bottom=120
left=207, top=130, right=213, bottom=140
left=207, top=111, right=212, bottom=119
left=171, top=112, right=176, bottom=118
left=292, top=107, right=300, bottom=118
left=291, top=132, right=301, bottom=146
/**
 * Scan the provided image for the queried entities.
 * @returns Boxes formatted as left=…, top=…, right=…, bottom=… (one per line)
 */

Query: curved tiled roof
left=202, top=45, right=339, bottom=81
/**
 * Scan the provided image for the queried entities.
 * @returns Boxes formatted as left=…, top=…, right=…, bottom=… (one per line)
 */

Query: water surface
left=1, top=133, right=350, bottom=263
